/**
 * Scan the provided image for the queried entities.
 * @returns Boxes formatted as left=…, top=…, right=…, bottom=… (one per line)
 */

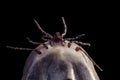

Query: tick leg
left=62, top=17, right=67, bottom=37
left=41, top=35, right=50, bottom=42
left=80, top=48, right=103, bottom=71
left=26, top=37, right=41, bottom=45
left=33, top=19, right=53, bottom=38
left=66, top=34, right=85, bottom=41
left=6, top=46, right=33, bottom=51
left=72, top=41, right=91, bottom=46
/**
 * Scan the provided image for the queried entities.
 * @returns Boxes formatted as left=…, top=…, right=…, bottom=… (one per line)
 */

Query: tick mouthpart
left=53, top=32, right=63, bottom=43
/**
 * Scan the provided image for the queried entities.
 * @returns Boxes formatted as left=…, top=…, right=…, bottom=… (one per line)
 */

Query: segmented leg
left=6, top=46, right=33, bottom=51
left=26, top=37, right=41, bottom=45
left=33, top=19, right=53, bottom=39
left=41, top=35, right=51, bottom=42
left=66, top=34, right=85, bottom=41
left=72, top=41, right=91, bottom=46
left=62, top=17, right=67, bottom=37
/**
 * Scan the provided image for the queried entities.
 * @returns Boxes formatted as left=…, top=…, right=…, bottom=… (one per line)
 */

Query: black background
left=0, top=2, right=118, bottom=80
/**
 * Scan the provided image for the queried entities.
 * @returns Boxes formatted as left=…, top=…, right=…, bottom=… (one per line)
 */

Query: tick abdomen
left=21, top=43, right=99, bottom=80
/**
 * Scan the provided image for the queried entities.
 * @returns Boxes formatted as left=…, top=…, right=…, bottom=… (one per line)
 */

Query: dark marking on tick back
left=75, top=47, right=82, bottom=51
left=66, top=79, right=72, bottom=80
left=68, top=42, right=71, bottom=48
left=43, top=43, right=48, bottom=49
left=34, top=49, right=42, bottom=54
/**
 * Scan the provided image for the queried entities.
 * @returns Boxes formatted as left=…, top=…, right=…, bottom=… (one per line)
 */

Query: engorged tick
left=6, top=17, right=102, bottom=80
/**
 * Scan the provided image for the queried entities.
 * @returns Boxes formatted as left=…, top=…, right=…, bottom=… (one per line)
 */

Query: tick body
left=21, top=17, right=101, bottom=80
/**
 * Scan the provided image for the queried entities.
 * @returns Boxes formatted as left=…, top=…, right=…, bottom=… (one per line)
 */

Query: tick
left=7, top=17, right=102, bottom=80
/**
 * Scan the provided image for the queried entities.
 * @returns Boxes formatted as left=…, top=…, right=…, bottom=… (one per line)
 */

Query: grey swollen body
left=21, top=43, right=100, bottom=80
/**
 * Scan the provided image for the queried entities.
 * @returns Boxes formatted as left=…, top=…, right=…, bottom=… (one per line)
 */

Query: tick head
left=53, top=32, right=62, bottom=43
